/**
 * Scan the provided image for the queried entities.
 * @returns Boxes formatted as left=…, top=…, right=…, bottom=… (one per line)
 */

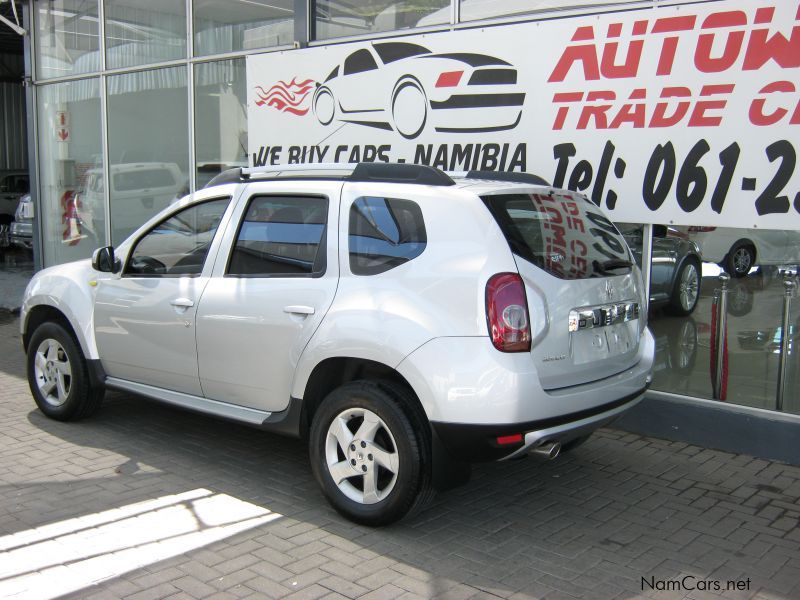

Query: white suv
left=21, top=163, right=654, bottom=525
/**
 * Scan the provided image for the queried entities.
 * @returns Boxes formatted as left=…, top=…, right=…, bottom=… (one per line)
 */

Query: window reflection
left=106, top=66, right=189, bottom=244
left=35, top=0, right=100, bottom=79
left=458, top=0, right=649, bottom=23
left=104, top=0, right=186, bottom=69
left=194, top=60, right=247, bottom=190
left=194, top=0, right=294, bottom=55
left=315, top=0, right=449, bottom=40
left=37, top=79, right=105, bottom=265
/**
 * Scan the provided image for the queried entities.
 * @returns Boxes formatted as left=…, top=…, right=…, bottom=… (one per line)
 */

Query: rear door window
left=482, top=193, right=630, bottom=280
left=349, top=196, right=426, bottom=275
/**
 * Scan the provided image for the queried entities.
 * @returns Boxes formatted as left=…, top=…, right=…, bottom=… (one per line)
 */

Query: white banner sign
left=247, top=0, right=800, bottom=229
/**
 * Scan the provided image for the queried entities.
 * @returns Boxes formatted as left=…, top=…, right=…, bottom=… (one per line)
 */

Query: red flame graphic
left=254, top=77, right=315, bottom=116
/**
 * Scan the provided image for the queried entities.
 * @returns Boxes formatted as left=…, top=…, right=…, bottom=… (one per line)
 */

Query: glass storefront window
left=648, top=226, right=800, bottom=415
left=194, top=60, right=247, bottom=189
left=104, top=0, right=186, bottom=70
left=459, top=0, right=648, bottom=23
left=37, top=79, right=104, bottom=266
left=193, top=0, right=294, bottom=56
left=315, top=0, right=449, bottom=40
left=106, top=66, right=189, bottom=244
left=34, top=0, right=100, bottom=79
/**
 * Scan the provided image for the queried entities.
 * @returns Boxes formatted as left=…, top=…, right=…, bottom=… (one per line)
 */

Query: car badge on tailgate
left=568, top=302, right=639, bottom=332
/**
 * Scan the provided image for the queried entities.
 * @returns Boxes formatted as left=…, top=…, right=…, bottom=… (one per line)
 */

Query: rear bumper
left=432, top=385, right=647, bottom=462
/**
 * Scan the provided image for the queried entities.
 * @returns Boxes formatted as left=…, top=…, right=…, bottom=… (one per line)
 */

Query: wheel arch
left=299, top=356, right=470, bottom=492
left=300, top=357, right=423, bottom=432
left=23, top=304, right=76, bottom=352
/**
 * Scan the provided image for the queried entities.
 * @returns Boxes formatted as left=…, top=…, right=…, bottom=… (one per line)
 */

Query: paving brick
left=0, top=314, right=798, bottom=600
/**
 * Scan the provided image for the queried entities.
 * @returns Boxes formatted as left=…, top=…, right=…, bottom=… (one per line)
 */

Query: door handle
left=284, top=305, right=315, bottom=316
left=171, top=298, right=195, bottom=308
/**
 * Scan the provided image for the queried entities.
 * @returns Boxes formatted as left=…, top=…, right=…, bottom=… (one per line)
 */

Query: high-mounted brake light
left=435, top=70, right=464, bottom=87
left=486, top=273, right=531, bottom=353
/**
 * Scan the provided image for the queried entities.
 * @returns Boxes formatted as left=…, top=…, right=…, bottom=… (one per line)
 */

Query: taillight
left=486, top=273, right=531, bottom=353
left=435, top=70, right=464, bottom=87
left=688, top=226, right=716, bottom=233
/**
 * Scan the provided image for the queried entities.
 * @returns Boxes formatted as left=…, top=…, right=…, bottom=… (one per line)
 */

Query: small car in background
left=619, top=224, right=702, bottom=316
left=0, top=171, right=29, bottom=248
left=10, top=193, right=34, bottom=250
left=78, top=162, right=186, bottom=243
left=678, top=226, right=800, bottom=278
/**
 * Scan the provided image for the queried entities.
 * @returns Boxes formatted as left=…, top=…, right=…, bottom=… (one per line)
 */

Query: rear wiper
left=593, top=259, right=633, bottom=275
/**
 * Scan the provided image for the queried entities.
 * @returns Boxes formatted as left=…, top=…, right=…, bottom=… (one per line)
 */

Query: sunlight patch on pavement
left=0, top=488, right=281, bottom=599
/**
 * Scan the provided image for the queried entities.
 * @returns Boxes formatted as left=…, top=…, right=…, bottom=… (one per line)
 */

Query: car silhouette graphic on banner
left=255, top=41, right=526, bottom=140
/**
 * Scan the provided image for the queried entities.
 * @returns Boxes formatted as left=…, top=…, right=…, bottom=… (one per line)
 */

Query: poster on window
left=247, top=0, right=800, bottom=229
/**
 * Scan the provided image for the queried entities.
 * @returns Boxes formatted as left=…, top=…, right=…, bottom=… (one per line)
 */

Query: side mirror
left=92, top=246, right=120, bottom=273
left=652, top=225, right=668, bottom=238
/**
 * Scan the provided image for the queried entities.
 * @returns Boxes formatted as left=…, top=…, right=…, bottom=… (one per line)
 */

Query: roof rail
left=452, top=170, right=550, bottom=186
left=204, top=163, right=455, bottom=189
left=350, top=162, right=454, bottom=186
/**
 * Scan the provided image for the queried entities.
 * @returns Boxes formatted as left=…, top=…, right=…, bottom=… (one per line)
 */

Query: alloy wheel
left=679, top=263, right=700, bottom=311
left=324, top=407, right=399, bottom=505
left=733, top=248, right=752, bottom=275
left=33, top=338, right=72, bottom=407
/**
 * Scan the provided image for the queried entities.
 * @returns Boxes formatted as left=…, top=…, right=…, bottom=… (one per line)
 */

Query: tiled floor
left=649, top=267, right=800, bottom=415
left=1, top=314, right=799, bottom=599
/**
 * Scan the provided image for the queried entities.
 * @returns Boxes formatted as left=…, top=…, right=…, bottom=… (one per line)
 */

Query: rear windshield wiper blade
left=593, top=259, right=633, bottom=275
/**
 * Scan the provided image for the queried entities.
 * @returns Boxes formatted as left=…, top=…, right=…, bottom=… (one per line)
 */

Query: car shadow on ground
left=10, top=388, right=799, bottom=599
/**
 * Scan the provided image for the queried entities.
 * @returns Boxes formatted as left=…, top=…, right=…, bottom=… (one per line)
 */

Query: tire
left=666, top=258, right=701, bottom=316
left=723, top=242, right=755, bottom=278
left=27, top=322, right=104, bottom=421
left=727, top=281, right=754, bottom=317
left=391, top=78, right=427, bottom=140
left=313, top=87, right=335, bottom=126
left=667, top=318, right=698, bottom=373
left=309, top=381, right=433, bottom=526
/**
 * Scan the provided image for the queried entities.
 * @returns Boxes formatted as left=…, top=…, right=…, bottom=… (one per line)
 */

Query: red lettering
left=650, top=87, right=691, bottom=128
left=610, top=89, right=647, bottom=129
left=688, top=84, right=734, bottom=127
left=552, top=92, right=583, bottom=130
left=695, top=12, right=747, bottom=73
left=651, top=16, right=696, bottom=76
left=548, top=26, right=600, bottom=82
left=743, top=22, right=800, bottom=70
left=600, top=39, right=644, bottom=79
left=577, top=90, right=615, bottom=129
left=750, top=81, right=794, bottom=126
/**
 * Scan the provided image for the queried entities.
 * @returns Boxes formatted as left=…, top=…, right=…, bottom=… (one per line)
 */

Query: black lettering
left=509, top=144, right=526, bottom=172
left=450, top=144, right=473, bottom=171
left=414, top=144, right=433, bottom=165
left=553, top=143, right=576, bottom=187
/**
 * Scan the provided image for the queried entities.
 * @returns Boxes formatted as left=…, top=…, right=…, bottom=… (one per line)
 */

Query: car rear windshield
left=482, top=192, right=631, bottom=280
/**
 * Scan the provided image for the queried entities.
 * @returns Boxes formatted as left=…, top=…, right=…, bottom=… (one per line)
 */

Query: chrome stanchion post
left=714, top=273, right=729, bottom=400
left=776, top=274, right=797, bottom=412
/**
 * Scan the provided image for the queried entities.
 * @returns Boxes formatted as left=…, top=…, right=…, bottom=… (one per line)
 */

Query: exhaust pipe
left=530, top=441, right=561, bottom=460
